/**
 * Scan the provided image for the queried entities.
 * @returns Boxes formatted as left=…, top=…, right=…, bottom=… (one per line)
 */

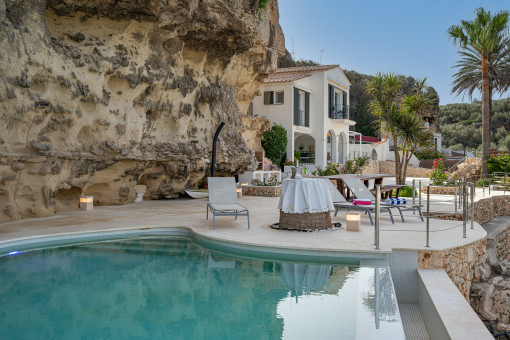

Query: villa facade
left=251, top=65, right=355, bottom=169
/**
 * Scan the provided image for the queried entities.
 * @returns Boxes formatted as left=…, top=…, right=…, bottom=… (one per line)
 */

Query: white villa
left=251, top=65, right=355, bottom=169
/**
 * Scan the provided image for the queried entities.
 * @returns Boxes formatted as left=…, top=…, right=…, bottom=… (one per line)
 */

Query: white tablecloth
left=278, top=178, right=334, bottom=214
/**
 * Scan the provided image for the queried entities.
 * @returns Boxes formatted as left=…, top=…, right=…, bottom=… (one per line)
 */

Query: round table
left=277, top=178, right=334, bottom=230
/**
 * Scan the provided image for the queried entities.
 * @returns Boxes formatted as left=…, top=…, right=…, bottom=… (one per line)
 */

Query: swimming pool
left=0, top=236, right=405, bottom=339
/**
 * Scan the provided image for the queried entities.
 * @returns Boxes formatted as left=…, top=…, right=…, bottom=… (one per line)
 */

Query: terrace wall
left=364, top=160, right=432, bottom=178
left=417, top=195, right=510, bottom=300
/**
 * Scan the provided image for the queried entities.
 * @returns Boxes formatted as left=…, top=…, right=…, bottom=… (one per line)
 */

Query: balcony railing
left=329, top=105, right=350, bottom=120
left=299, top=151, right=315, bottom=164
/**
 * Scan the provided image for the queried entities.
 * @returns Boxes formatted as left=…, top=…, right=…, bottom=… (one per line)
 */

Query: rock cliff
left=0, top=0, right=284, bottom=222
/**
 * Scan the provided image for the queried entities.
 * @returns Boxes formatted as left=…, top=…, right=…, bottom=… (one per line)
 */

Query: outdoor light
left=241, top=183, right=248, bottom=186
left=346, top=212, right=361, bottom=231
left=79, top=196, right=93, bottom=211
left=236, top=188, right=243, bottom=199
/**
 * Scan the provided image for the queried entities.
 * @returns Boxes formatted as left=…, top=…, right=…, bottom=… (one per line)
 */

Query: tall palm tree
left=451, top=40, right=510, bottom=144
left=448, top=8, right=510, bottom=177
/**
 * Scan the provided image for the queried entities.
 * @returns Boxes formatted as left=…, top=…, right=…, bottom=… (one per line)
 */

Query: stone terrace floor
left=1, top=178, right=503, bottom=254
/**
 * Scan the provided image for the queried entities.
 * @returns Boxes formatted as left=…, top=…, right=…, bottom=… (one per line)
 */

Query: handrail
left=448, top=156, right=467, bottom=173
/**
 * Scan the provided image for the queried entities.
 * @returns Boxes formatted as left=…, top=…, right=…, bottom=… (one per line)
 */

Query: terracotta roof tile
left=274, top=65, right=339, bottom=74
left=263, top=73, right=311, bottom=84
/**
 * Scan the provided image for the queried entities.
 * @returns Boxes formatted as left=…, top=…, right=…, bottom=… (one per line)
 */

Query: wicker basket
left=279, top=210, right=332, bottom=230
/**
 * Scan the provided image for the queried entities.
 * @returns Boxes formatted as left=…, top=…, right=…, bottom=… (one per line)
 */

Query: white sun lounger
left=207, top=177, right=250, bottom=230
left=320, top=178, right=394, bottom=225
left=341, top=177, right=424, bottom=222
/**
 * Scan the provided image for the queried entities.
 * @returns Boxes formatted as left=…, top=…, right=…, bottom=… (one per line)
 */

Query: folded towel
left=353, top=199, right=371, bottom=206
left=385, top=198, right=407, bottom=205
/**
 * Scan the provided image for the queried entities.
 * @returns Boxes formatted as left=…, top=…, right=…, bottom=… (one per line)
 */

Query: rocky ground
left=471, top=216, right=510, bottom=332
left=0, top=0, right=284, bottom=223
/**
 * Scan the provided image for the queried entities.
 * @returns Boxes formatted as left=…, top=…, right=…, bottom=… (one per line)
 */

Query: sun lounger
left=320, top=178, right=395, bottom=225
left=207, top=177, right=250, bottom=229
left=341, top=177, right=424, bottom=222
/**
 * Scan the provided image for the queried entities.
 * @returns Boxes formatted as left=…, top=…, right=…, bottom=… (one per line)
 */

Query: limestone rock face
left=0, top=0, right=284, bottom=222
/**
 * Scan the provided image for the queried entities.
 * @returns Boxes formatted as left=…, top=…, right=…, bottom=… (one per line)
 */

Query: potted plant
left=283, top=160, right=296, bottom=173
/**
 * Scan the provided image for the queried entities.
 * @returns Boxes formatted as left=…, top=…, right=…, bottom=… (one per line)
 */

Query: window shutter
left=264, top=91, right=270, bottom=105
left=264, top=91, right=274, bottom=105
left=305, top=92, right=310, bottom=127
left=294, top=88, right=299, bottom=125
left=328, top=85, right=334, bottom=118
left=342, top=91, right=347, bottom=116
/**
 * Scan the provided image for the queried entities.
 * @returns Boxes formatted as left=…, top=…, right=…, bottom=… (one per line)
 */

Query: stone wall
left=418, top=238, right=488, bottom=299
left=496, top=227, right=510, bottom=262
left=241, top=185, right=281, bottom=197
left=0, top=0, right=285, bottom=223
left=365, top=160, right=432, bottom=178
left=418, top=194, right=510, bottom=301
left=428, top=195, right=510, bottom=224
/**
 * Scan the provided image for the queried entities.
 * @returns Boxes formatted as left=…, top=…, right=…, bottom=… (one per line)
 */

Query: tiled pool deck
left=0, top=194, right=488, bottom=254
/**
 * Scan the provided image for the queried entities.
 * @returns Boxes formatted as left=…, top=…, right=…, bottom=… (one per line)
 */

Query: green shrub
left=261, top=124, right=287, bottom=165
left=487, top=155, right=510, bottom=174
left=354, top=156, right=371, bottom=170
left=414, top=147, right=445, bottom=160
left=428, top=158, right=448, bottom=185
left=475, top=177, right=494, bottom=187
left=312, top=163, right=341, bottom=176
left=394, top=186, right=417, bottom=197
left=343, top=160, right=357, bottom=174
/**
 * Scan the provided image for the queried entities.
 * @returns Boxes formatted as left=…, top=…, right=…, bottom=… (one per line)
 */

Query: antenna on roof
left=319, top=49, right=325, bottom=65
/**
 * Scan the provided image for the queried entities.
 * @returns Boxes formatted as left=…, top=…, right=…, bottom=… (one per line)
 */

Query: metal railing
left=329, top=105, right=350, bottom=120
left=299, top=151, right=315, bottom=164
left=373, top=178, right=480, bottom=250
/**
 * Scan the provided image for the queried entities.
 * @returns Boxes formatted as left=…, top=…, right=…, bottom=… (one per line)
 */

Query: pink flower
left=439, top=158, right=443, bottom=161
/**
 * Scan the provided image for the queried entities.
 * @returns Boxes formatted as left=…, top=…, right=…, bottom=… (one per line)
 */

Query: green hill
left=438, top=98, right=510, bottom=152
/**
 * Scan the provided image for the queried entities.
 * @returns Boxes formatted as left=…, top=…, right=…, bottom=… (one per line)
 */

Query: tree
left=367, top=73, right=433, bottom=184
left=261, top=123, right=287, bottom=165
left=295, top=59, right=319, bottom=66
left=448, top=7, right=510, bottom=177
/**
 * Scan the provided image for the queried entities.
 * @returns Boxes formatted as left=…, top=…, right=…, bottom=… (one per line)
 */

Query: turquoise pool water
left=0, top=237, right=405, bottom=339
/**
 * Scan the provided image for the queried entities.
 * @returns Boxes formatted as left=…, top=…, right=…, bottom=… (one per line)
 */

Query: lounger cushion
left=385, top=198, right=407, bottom=205
left=353, top=199, right=371, bottom=206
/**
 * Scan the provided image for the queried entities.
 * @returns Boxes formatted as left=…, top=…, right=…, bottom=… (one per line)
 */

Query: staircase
left=453, top=158, right=482, bottom=181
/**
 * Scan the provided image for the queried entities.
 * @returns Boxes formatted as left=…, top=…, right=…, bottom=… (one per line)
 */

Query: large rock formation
left=0, top=0, right=284, bottom=222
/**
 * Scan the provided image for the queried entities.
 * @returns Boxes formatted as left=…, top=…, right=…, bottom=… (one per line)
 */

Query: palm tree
left=367, top=74, right=434, bottom=184
left=448, top=8, right=510, bottom=177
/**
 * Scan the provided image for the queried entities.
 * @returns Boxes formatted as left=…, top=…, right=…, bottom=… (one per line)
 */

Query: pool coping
left=0, top=226, right=392, bottom=263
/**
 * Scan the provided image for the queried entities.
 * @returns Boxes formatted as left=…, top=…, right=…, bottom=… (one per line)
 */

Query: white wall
left=252, top=66, right=354, bottom=168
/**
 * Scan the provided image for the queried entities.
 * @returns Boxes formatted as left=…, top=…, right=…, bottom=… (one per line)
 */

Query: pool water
left=0, top=237, right=405, bottom=339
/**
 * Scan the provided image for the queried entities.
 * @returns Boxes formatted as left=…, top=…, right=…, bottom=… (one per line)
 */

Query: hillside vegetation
left=345, top=70, right=439, bottom=138
left=439, top=99, right=510, bottom=152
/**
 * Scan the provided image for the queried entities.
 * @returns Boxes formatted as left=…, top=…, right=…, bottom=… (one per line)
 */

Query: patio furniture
left=341, top=177, right=424, bottom=222
left=207, top=177, right=250, bottom=230
left=278, top=178, right=334, bottom=230
left=320, top=178, right=395, bottom=225
left=327, top=174, right=395, bottom=199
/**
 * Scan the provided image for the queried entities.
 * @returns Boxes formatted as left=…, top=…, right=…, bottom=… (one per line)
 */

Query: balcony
left=329, top=105, right=350, bottom=120
left=299, top=151, right=315, bottom=164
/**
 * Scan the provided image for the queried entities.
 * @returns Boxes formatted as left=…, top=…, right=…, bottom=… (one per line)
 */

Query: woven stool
left=279, top=210, right=331, bottom=230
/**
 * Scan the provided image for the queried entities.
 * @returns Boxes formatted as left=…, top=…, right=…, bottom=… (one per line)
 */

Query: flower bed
left=242, top=185, right=281, bottom=197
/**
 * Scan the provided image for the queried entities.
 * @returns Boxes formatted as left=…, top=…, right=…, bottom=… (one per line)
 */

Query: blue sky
left=278, top=0, right=510, bottom=105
